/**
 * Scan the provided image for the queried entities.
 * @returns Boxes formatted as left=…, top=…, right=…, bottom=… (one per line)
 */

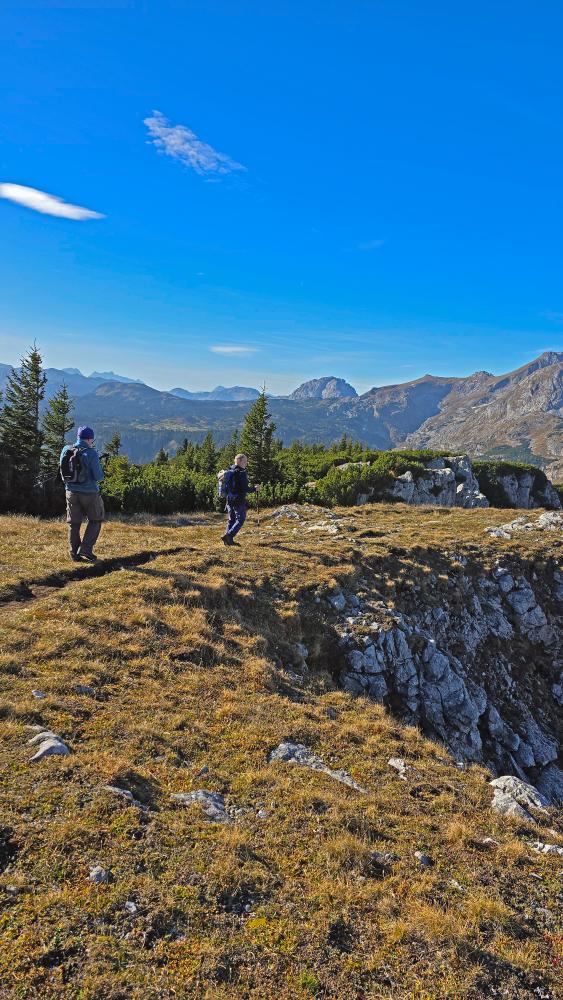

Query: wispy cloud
left=0, top=183, right=104, bottom=220
left=210, top=345, right=258, bottom=356
left=357, top=238, right=385, bottom=251
left=144, top=111, right=246, bottom=176
left=541, top=310, right=563, bottom=323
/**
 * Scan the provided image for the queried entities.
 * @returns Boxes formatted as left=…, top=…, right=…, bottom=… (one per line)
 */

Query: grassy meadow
left=0, top=504, right=561, bottom=999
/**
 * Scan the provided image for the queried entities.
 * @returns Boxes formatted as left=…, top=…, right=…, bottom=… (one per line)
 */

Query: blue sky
left=0, top=0, right=562, bottom=394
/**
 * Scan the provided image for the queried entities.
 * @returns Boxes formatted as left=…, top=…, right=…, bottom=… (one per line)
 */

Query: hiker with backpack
left=60, top=426, right=105, bottom=562
left=218, top=453, right=260, bottom=546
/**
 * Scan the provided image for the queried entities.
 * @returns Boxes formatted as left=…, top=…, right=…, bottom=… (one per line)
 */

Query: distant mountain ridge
left=171, top=385, right=260, bottom=401
left=1, top=353, right=560, bottom=476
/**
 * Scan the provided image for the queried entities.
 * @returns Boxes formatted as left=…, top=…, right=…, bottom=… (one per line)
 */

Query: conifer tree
left=196, top=431, right=217, bottom=473
left=104, top=432, right=121, bottom=457
left=239, top=388, right=276, bottom=484
left=155, top=447, right=168, bottom=464
left=0, top=345, right=47, bottom=502
left=41, top=383, right=74, bottom=473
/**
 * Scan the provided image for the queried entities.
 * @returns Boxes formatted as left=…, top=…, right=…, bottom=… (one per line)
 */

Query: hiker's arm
left=90, top=451, right=105, bottom=482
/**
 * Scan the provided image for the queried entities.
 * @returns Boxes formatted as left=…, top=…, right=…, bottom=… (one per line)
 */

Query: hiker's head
left=234, top=453, right=248, bottom=469
left=77, top=426, right=95, bottom=446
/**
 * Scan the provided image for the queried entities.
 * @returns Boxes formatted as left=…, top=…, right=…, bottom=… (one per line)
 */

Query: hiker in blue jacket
left=60, top=426, right=105, bottom=562
left=221, top=453, right=260, bottom=546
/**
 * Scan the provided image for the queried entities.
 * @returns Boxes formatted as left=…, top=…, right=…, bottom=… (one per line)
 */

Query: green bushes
left=98, top=445, right=556, bottom=516
left=101, top=457, right=217, bottom=514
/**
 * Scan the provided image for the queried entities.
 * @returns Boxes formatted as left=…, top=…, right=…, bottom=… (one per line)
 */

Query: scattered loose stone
left=31, top=690, right=46, bottom=699
left=268, top=740, right=366, bottom=792
left=256, top=809, right=269, bottom=819
left=196, top=765, right=210, bottom=777
left=72, top=684, right=97, bottom=697
left=89, top=865, right=110, bottom=884
left=170, top=790, right=231, bottom=823
left=329, top=592, right=346, bottom=612
left=102, top=785, right=146, bottom=810
left=27, top=731, right=70, bottom=762
left=527, top=841, right=563, bottom=858
left=490, top=775, right=549, bottom=822
left=124, top=900, right=138, bottom=914
left=414, top=851, right=434, bottom=868
left=368, top=851, right=400, bottom=877
left=388, top=757, right=408, bottom=780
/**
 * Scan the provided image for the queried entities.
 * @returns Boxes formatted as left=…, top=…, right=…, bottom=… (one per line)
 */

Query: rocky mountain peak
left=289, top=376, right=358, bottom=400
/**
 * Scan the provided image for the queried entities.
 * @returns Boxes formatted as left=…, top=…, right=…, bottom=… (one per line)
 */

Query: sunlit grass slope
left=0, top=505, right=561, bottom=999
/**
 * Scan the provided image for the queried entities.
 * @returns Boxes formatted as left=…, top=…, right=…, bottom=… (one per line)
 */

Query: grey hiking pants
left=65, top=491, right=105, bottom=555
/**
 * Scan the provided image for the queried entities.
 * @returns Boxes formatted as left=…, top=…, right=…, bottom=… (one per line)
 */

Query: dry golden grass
left=0, top=503, right=561, bottom=999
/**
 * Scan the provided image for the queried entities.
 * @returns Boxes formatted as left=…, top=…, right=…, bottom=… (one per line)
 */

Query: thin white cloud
left=541, top=310, right=563, bottom=323
left=210, top=345, right=258, bottom=356
left=0, top=183, right=104, bottom=220
left=144, top=111, right=246, bottom=176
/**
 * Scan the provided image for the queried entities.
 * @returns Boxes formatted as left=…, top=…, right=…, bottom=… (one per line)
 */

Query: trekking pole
left=256, top=490, right=260, bottom=527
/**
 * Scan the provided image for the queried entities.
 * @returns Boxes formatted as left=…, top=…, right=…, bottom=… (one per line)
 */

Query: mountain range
left=0, top=353, right=561, bottom=477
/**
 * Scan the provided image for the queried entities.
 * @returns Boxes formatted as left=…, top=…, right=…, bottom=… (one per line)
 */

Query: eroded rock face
left=328, top=558, right=562, bottom=804
left=389, top=456, right=489, bottom=509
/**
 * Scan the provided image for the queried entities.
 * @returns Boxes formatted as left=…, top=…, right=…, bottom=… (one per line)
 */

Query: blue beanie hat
left=77, top=426, right=95, bottom=440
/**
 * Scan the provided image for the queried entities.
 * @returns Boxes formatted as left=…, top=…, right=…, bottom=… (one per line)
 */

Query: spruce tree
left=155, top=447, right=168, bottom=464
left=239, top=388, right=276, bottom=484
left=196, top=431, right=217, bottom=473
left=0, top=345, right=47, bottom=503
left=41, top=383, right=74, bottom=474
left=104, top=432, right=121, bottom=457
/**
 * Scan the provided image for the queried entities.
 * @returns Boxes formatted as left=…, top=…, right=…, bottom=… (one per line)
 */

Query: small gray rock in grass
left=527, top=841, right=563, bottom=858
left=31, top=690, right=46, bottom=699
left=102, top=786, right=146, bottom=810
left=490, top=775, right=548, bottom=823
left=414, top=851, right=434, bottom=868
left=388, top=757, right=408, bottom=779
left=89, top=865, right=110, bottom=884
left=29, top=734, right=70, bottom=762
left=73, top=684, right=97, bottom=697
left=170, top=790, right=231, bottom=823
left=268, top=740, right=366, bottom=792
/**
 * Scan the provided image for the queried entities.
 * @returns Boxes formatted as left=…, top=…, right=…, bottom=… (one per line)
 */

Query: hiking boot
left=221, top=534, right=234, bottom=546
left=69, top=552, right=80, bottom=562
left=78, top=550, right=98, bottom=562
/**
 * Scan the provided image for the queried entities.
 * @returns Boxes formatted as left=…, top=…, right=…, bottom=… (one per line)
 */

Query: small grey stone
left=72, top=684, right=97, bottom=697
left=171, top=790, right=231, bottom=823
left=29, top=738, right=70, bottom=762
left=527, top=841, right=563, bottom=858
left=414, top=851, right=434, bottom=868
left=89, top=865, right=110, bottom=884
left=124, top=900, right=138, bottom=914
left=268, top=740, right=366, bottom=792
left=102, top=786, right=146, bottom=810
left=388, top=757, right=408, bottom=779
left=31, top=690, right=46, bottom=699
left=329, top=592, right=346, bottom=612
left=256, top=809, right=269, bottom=819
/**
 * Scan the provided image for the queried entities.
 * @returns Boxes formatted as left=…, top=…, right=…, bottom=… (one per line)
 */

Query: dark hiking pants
left=66, top=491, right=105, bottom=555
left=226, top=502, right=247, bottom=539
